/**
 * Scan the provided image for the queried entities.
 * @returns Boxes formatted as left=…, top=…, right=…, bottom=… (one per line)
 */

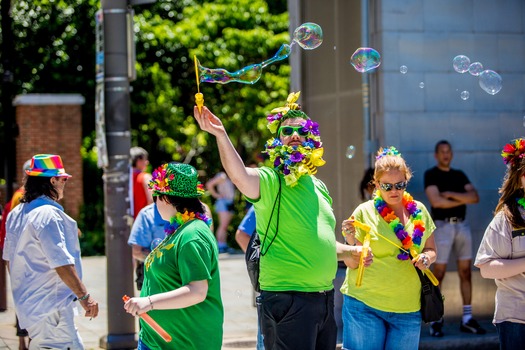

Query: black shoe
left=430, top=320, right=444, bottom=337
left=460, top=318, right=487, bottom=335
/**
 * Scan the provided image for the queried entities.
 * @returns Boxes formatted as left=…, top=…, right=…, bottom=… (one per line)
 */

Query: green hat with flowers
left=148, top=163, right=205, bottom=198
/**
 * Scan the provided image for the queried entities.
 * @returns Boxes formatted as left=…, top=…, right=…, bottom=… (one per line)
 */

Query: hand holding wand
left=122, top=295, right=172, bottom=343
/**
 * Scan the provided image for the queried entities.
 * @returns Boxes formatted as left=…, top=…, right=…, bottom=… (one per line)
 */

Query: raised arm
left=194, top=106, right=260, bottom=199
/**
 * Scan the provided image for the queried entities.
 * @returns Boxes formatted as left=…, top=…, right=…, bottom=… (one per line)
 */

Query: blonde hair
left=374, top=147, right=412, bottom=183
left=495, top=159, right=525, bottom=228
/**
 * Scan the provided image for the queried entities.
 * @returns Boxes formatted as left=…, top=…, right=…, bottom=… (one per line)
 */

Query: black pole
left=99, top=0, right=135, bottom=348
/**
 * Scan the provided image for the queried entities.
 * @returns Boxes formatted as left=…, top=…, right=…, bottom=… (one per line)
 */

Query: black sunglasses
left=379, top=181, right=408, bottom=192
left=278, top=125, right=309, bottom=137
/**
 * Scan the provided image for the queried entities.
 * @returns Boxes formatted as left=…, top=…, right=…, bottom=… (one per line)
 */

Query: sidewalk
left=0, top=254, right=499, bottom=349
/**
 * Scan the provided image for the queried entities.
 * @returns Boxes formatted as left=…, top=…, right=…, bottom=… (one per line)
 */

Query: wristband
left=148, top=296, right=154, bottom=310
left=78, top=293, right=90, bottom=301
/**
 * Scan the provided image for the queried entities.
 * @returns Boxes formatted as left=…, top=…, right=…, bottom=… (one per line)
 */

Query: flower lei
left=164, top=210, right=212, bottom=236
left=264, top=126, right=324, bottom=186
left=501, top=138, right=525, bottom=165
left=374, top=190, right=425, bottom=260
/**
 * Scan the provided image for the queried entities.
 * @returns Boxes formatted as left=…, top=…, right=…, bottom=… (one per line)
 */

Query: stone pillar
left=13, top=94, right=84, bottom=218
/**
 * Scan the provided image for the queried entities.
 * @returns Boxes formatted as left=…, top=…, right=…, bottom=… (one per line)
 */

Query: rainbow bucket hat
left=25, top=154, right=72, bottom=178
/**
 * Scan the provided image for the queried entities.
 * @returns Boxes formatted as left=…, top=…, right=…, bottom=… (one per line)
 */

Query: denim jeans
left=137, top=339, right=151, bottom=350
left=342, top=295, right=421, bottom=350
left=496, top=321, right=525, bottom=350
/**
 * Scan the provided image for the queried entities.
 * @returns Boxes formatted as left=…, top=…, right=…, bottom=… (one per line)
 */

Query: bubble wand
left=122, top=295, right=172, bottom=343
left=345, top=219, right=439, bottom=286
left=194, top=55, right=204, bottom=112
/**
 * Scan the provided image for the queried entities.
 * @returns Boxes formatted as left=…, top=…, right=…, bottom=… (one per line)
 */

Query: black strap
left=260, top=173, right=282, bottom=256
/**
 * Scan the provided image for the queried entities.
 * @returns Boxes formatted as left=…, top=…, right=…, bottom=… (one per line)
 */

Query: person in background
left=131, top=147, right=153, bottom=218
left=424, top=140, right=485, bottom=336
left=206, top=171, right=236, bottom=253
left=3, top=154, right=99, bottom=349
left=194, top=91, right=366, bottom=350
left=0, top=159, right=31, bottom=350
left=341, top=147, right=436, bottom=350
left=235, top=205, right=264, bottom=350
left=475, top=138, right=525, bottom=350
left=124, top=163, right=223, bottom=349
left=128, top=202, right=167, bottom=291
left=359, top=167, right=375, bottom=201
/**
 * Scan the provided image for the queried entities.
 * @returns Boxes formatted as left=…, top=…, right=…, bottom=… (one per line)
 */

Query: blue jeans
left=496, top=321, right=525, bottom=350
left=342, top=295, right=421, bottom=350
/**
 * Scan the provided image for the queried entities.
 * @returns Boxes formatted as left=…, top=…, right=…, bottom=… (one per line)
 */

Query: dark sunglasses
left=379, top=181, right=407, bottom=192
left=278, top=125, right=309, bottom=137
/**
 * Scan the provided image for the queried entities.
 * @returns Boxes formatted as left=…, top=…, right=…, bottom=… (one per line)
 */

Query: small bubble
left=150, top=238, right=162, bottom=250
left=419, top=82, right=425, bottom=89
left=460, top=91, right=470, bottom=100
left=468, top=62, right=483, bottom=76
left=346, top=145, right=356, bottom=159
left=333, top=46, right=336, bottom=50
left=523, top=116, right=525, bottom=128
left=235, top=290, right=243, bottom=298
left=350, top=47, right=381, bottom=73
left=453, top=55, right=470, bottom=73
left=400, top=65, right=408, bottom=74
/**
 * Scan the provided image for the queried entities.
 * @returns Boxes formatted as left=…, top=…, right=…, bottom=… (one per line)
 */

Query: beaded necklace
left=374, top=190, right=425, bottom=260
left=164, top=210, right=212, bottom=236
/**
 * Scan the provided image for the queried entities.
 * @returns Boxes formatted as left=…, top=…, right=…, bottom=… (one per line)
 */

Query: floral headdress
left=148, top=163, right=205, bottom=198
left=376, top=146, right=401, bottom=160
left=263, top=91, right=325, bottom=187
left=501, top=138, right=525, bottom=165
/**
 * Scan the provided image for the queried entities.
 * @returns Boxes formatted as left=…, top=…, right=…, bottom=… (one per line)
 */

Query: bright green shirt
left=249, top=167, right=337, bottom=292
left=140, top=219, right=223, bottom=349
left=340, top=200, right=436, bottom=313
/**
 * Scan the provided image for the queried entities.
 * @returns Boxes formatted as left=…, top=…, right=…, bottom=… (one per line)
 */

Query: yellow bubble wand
left=345, top=218, right=439, bottom=287
left=194, top=55, right=204, bottom=112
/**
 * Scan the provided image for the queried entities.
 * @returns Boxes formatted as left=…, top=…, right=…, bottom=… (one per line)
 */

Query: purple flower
left=290, top=152, right=305, bottom=163
left=274, top=157, right=282, bottom=167
left=303, top=120, right=320, bottom=136
left=312, top=140, right=322, bottom=148
left=266, top=113, right=283, bottom=122
left=283, top=166, right=290, bottom=175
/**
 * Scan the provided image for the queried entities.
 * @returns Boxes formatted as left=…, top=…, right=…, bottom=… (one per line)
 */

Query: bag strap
left=260, top=172, right=282, bottom=256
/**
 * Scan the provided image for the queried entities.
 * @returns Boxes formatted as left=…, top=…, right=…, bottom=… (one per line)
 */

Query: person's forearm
left=149, top=282, right=208, bottom=310
left=55, top=264, right=88, bottom=298
left=445, top=191, right=479, bottom=204
left=215, top=133, right=259, bottom=199
left=478, top=258, right=525, bottom=279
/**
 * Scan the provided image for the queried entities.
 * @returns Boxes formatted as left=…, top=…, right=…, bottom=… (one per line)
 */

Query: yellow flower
left=270, top=91, right=301, bottom=115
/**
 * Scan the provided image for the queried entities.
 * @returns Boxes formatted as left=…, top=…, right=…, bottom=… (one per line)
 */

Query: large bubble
left=453, top=55, right=470, bottom=73
left=350, top=47, right=381, bottom=73
left=197, top=23, right=322, bottom=84
left=479, top=70, right=502, bottom=95
left=468, top=62, right=483, bottom=76
left=293, top=23, right=323, bottom=50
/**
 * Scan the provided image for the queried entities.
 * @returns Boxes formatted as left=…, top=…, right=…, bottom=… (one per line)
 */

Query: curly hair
left=21, top=176, right=58, bottom=203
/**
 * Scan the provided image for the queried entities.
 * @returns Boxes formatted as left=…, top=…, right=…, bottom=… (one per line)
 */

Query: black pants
left=259, top=290, right=337, bottom=350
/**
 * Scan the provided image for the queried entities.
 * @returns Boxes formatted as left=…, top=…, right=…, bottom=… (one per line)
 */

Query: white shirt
left=3, top=196, right=82, bottom=329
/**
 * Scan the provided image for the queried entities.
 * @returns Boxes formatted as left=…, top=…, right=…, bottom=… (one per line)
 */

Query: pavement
left=0, top=253, right=500, bottom=350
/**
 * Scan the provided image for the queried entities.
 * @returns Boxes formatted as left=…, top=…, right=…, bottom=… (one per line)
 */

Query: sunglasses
left=278, top=125, right=309, bottom=137
left=379, top=181, right=407, bottom=192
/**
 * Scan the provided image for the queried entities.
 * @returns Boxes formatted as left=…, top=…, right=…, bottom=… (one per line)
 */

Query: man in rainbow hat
left=3, top=154, right=99, bottom=349
left=194, top=93, right=366, bottom=350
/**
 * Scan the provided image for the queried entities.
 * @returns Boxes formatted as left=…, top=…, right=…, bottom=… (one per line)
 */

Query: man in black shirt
left=424, top=140, right=486, bottom=337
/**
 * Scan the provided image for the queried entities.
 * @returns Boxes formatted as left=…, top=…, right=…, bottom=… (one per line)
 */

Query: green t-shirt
left=248, top=167, right=337, bottom=292
left=140, top=219, right=223, bottom=349
left=340, top=200, right=436, bottom=313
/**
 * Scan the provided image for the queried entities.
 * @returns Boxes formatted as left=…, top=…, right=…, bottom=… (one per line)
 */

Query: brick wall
left=13, top=94, right=84, bottom=219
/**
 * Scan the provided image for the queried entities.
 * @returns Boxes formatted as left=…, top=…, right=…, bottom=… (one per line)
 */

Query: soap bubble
left=419, top=82, right=425, bottom=89
left=479, top=70, right=502, bottom=95
left=350, top=47, right=381, bottom=73
left=453, top=55, right=471, bottom=73
left=468, top=62, right=483, bottom=76
left=197, top=22, right=322, bottom=84
left=460, top=91, right=470, bottom=100
left=293, top=22, right=323, bottom=50
left=346, top=145, right=356, bottom=159
left=400, top=65, right=408, bottom=74
left=150, top=238, right=163, bottom=250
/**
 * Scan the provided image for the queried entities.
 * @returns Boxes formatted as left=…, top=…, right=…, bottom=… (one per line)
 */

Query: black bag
left=415, top=267, right=445, bottom=323
left=245, top=176, right=282, bottom=292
